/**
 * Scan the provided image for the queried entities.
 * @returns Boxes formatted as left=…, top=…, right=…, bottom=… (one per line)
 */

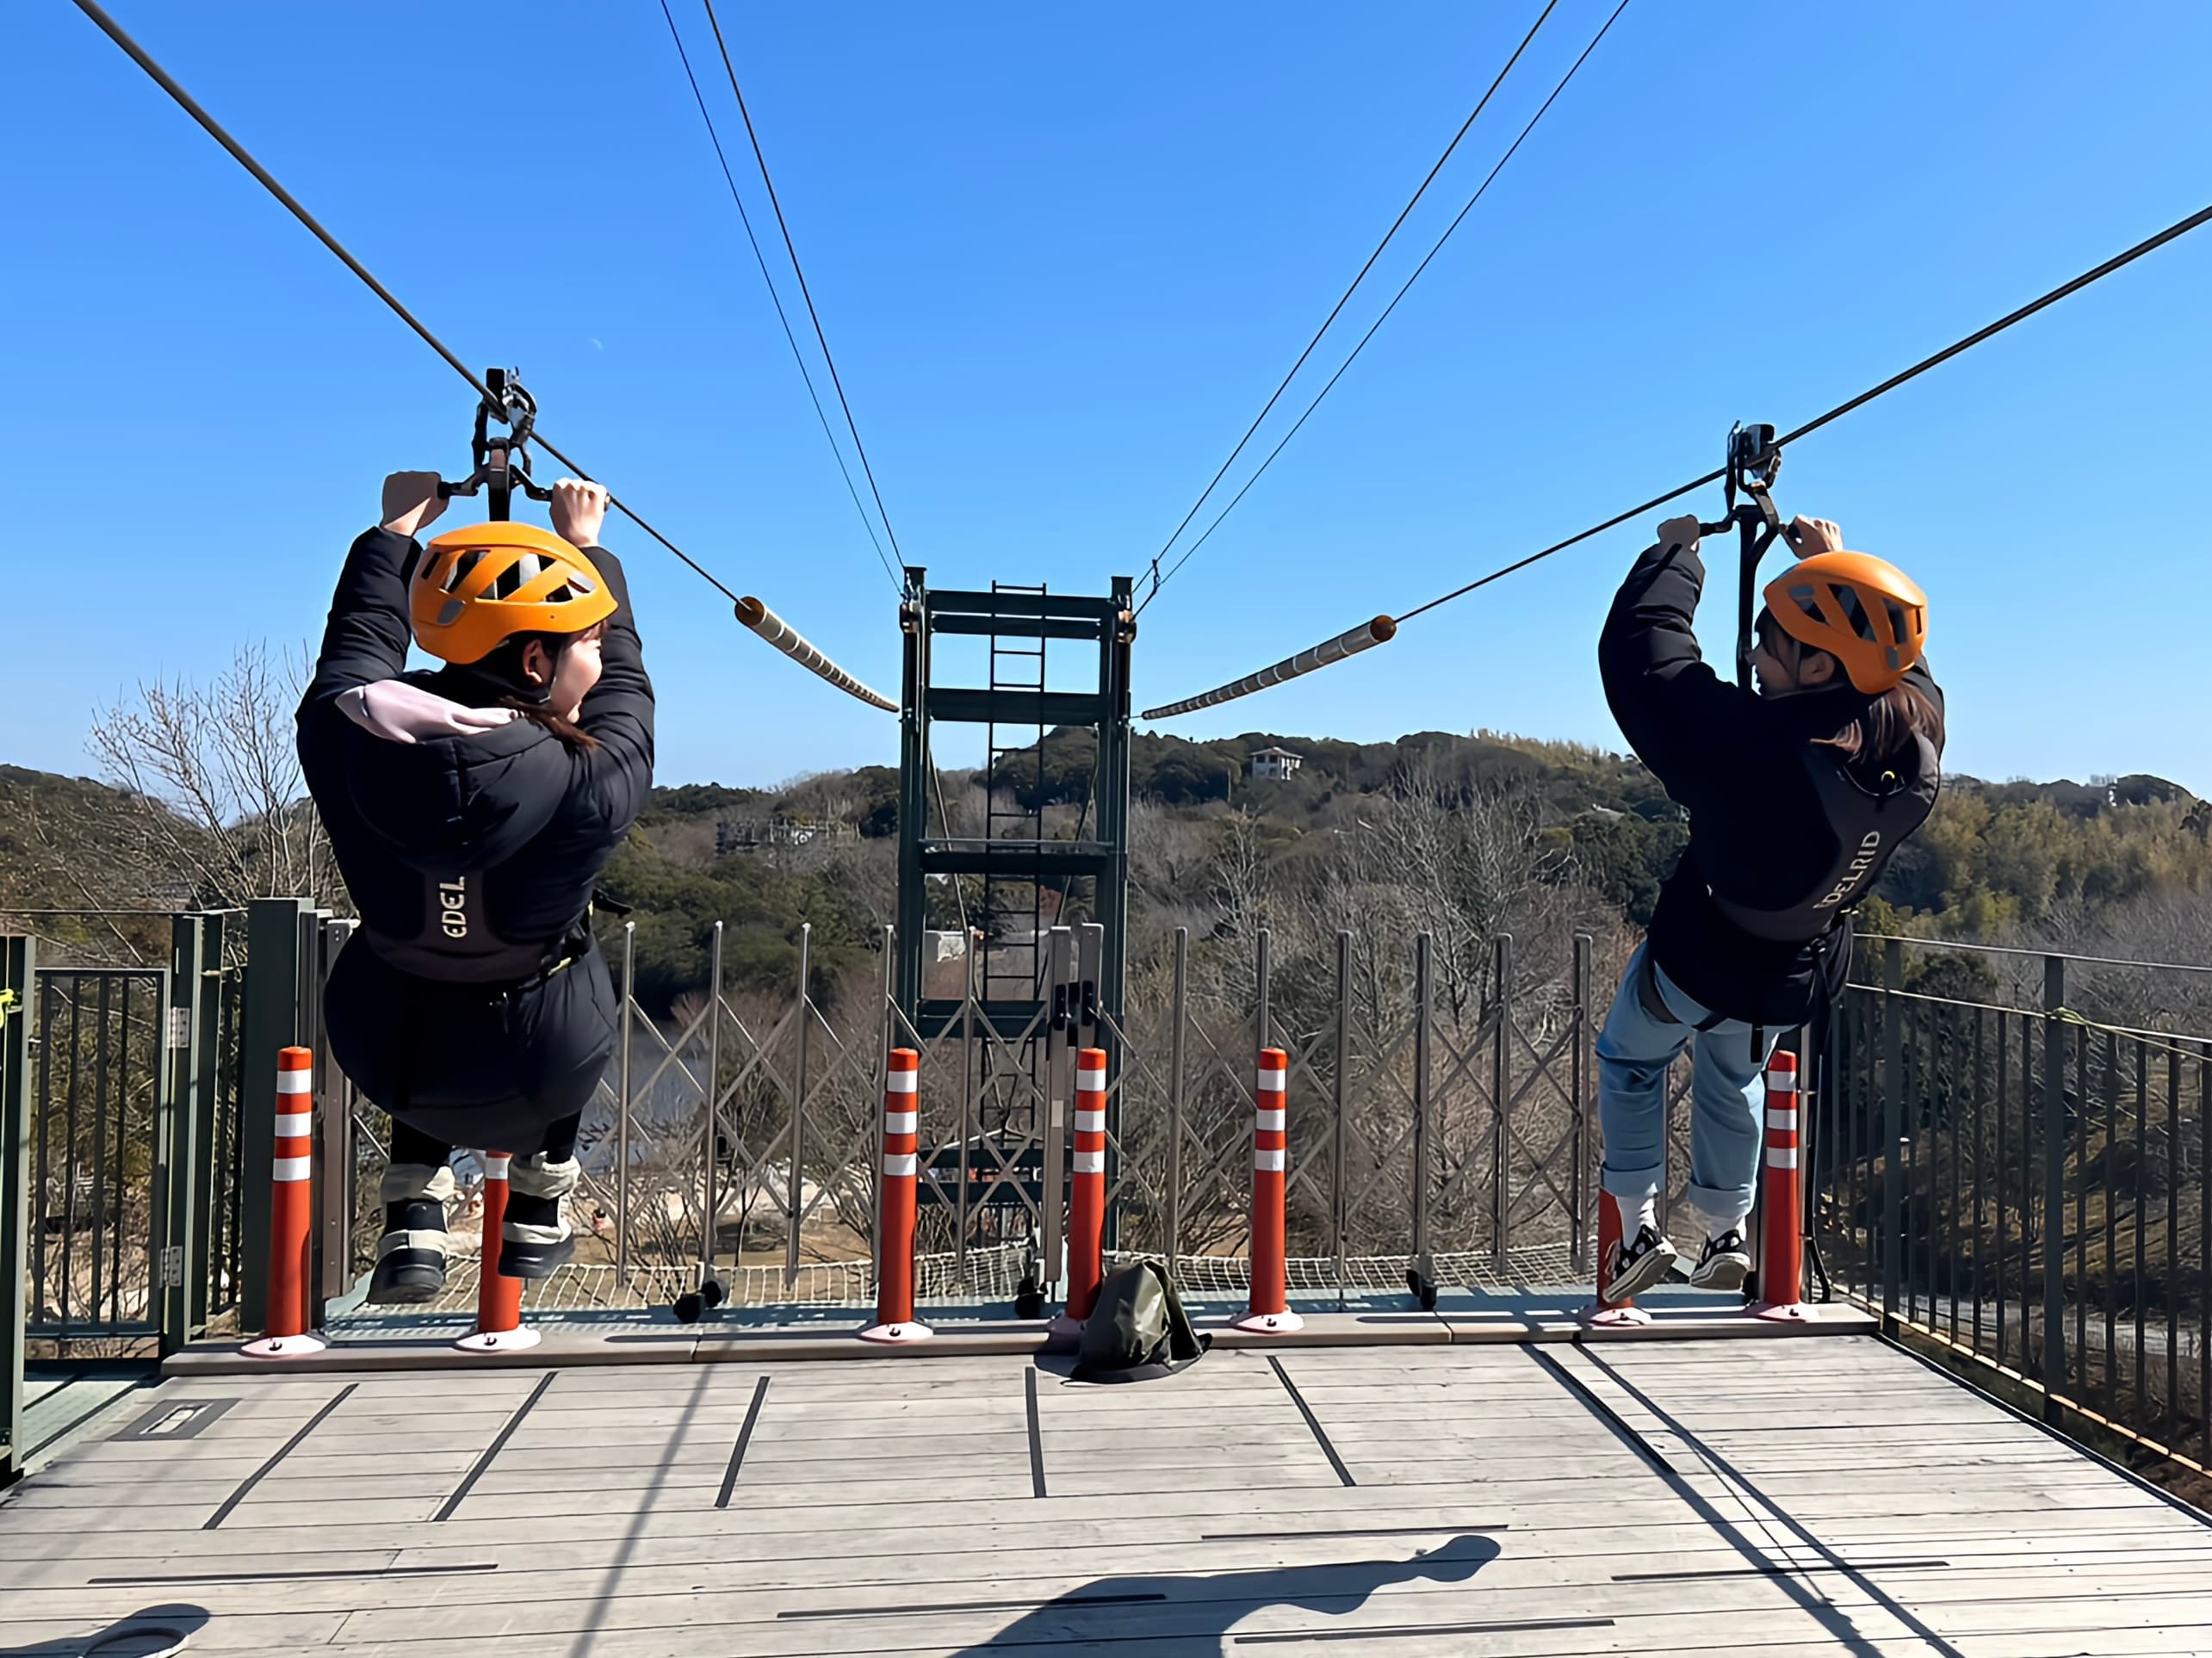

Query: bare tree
left=85, top=642, right=345, bottom=915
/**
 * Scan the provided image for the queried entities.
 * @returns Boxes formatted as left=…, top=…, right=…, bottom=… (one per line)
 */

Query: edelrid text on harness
left=1704, top=737, right=1942, bottom=945
left=359, top=869, right=592, bottom=992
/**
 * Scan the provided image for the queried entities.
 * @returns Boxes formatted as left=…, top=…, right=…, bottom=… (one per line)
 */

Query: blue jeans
left=1598, top=944, right=1779, bottom=1230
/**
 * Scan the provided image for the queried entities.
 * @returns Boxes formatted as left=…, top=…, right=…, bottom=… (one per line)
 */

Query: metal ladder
left=982, top=581, right=1048, bottom=1008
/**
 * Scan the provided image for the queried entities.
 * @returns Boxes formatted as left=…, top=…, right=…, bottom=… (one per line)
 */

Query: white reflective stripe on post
left=1075, top=1110, right=1106, bottom=1133
left=1073, top=1150, right=1106, bottom=1174
left=1765, top=1108, right=1799, bottom=1130
left=886, top=1070, right=918, bottom=1095
left=883, top=1152, right=919, bottom=1177
left=1254, top=1148, right=1286, bottom=1172
left=485, top=1155, right=511, bottom=1179
left=1255, top=1073, right=1286, bottom=1094
left=276, top=1070, right=312, bottom=1095
left=275, top=1108, right=313, bottom=1133
left=885, top=1110, right=918, bottom=1135
left=1255, top=1109, right=1286, bottom=1132
left=1764, top=1070, right=1797, bottom=1094
left=272, top=1156, right=313, bottom=1182
left=1766, top=1147, right=1800, bottom=1169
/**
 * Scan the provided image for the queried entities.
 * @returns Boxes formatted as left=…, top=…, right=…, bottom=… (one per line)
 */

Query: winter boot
left=498, top=1153, right=579, bottom=1280
left=368, top=1160, right=455, bottom=1305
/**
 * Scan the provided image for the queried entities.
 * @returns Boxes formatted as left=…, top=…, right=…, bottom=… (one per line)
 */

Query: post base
left=1584, top=1302, right=1653, bottom=1327
left=1232, top=1308, right=1306, bottom=1334
left=1751, top=1300, right=1812, bottom=1323
left=240, top=1332, right=328, bottom=1358
left=858, top=1320, right=936, bottom=1345
left=455, top=1327, right=541, bottom=1355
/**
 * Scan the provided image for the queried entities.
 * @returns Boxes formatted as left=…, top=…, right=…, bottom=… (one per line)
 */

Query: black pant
left=390, top=1115, right=580, bottom=1169
left=327, top=932, right=617, bottom=1158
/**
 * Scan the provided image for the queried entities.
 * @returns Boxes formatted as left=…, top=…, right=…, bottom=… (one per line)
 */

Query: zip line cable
left=1393, top=195, right=2212, bottom=626
left=1137, top=0, right=1562, bottom=611
left=68, top=0, right=897, bottom=710
left=657, top=0, right=901, bottom=593
left=1139, top=0, right=1631, bottom=615
left=63, top=0, right=735, bottom=597
left=1144, top=195, right=2212, bottom=718
left=702, top=0, right=910, bottom=578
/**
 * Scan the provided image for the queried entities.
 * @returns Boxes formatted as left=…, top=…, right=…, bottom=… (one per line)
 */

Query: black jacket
left=1599, top=537, right=1942, bottom=1026
left=297, top=526, right=654, bottom=981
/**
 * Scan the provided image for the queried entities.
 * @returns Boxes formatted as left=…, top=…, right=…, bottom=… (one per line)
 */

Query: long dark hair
left=1816, top=680, right=1942, bottom=770
left=462, top=630, right=603, bottom=752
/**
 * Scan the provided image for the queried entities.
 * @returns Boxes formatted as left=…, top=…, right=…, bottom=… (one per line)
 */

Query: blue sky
left=8, top=2, right=2209, bottom=791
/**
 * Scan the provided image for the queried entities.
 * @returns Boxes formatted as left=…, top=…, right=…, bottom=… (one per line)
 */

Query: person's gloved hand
left=550, top=479, right=612, bottom=549
left=1788, top=515, right=1843, bottom=556
left=381, top=472, right=448, bottom=539
left=1657, top=514, right=1702, bottom=554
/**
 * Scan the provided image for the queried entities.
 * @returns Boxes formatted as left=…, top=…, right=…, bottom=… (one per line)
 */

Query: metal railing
left=317, top=920, right=1637, bottom=1316
left=1815, top=937, right=2212, bottom=1479
left=2, top=914, right=245, bottom=1480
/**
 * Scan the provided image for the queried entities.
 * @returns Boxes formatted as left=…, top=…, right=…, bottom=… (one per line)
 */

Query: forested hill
left=7, top=731, right=2211, bottom=1011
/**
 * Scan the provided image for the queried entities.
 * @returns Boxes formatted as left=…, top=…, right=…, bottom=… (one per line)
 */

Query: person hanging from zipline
left=297, top=472, right=652, bottom=1303
left=1595, top=512, right=1941, bottom=1301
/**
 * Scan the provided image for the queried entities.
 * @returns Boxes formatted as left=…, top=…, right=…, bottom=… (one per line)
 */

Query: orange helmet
left=411, top=522, right=617, bottom=666
left=1763, top=550, right=1928, bottom=695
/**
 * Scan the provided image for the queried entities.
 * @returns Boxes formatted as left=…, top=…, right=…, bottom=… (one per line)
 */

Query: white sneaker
left=1689, top=1228, right=1751, bottom=1292
left=1607, top=1225, right=1677, bottom=1302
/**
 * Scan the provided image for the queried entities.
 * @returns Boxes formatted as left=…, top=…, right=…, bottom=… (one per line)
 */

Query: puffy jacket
left=1599, top=535, right=1942, bottom=1026
left=297, top=525, right=654, bottom=983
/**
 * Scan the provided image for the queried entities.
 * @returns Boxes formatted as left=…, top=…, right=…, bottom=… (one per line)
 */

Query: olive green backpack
left=1071, top=1258, right=1211, bottom=1383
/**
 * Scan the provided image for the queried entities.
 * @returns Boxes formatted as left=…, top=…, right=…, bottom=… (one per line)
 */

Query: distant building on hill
left=1249, top=745, right=1304, bottom=782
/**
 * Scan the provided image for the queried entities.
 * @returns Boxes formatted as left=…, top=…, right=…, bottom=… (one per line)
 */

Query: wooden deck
left=3, top=1334, right=2209, bottom=1656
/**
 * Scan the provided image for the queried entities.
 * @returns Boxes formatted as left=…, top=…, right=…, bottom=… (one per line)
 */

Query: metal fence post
left=703, top=921, right=725, bottom=1287
left=1491, top=933, right=1514, bottom=1269
left=619, top=920, right=636, bottom=1281
left=1413, top=933, right=1434, bottom=1268
left=2042, top=953, right=2068, bottom=1398
left=238, top=897, right=307, bottom=1334
left=1882, top=938, right=1905, bottom=1327
left=1255, top=927, right=1272, bottom=1055
left=1571, top=933, right=1592, bottom=1278
left=782, top=924, right=809, bottom=1284
left=1167, top=928, right=1187, bottom=1270
left=1333, top=931, right=1352, bottom=1300
left=188, top=913, right=228, bottom=1331
left=156, top=914, right=207, bottom=1355
left=2, top=937, right=34, bottom=1486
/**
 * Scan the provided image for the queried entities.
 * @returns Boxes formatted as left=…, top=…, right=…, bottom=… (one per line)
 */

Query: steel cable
left=703, top=0, right=911, bottom=577
left=1137, top=0, right=1564, bottom=609
left=658, top=0, right=902, bottom=592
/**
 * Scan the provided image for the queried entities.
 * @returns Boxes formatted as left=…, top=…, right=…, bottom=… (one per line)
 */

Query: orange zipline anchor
left=1050, top=1048, right=1109, bottom=1341
left=241, top=1045, right=326, bottom=1358
left=861, top=1048, right=933, bottom=1344
left=456, top=1153, right=538, bottom=1354
left=1234, top=1048, right=1303, bottom=1334
left=1752, top=1049, right=1809, bottom=1321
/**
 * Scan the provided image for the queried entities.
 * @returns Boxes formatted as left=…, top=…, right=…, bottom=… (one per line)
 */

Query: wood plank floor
left=3, top=1335, right=2209, bottom=1656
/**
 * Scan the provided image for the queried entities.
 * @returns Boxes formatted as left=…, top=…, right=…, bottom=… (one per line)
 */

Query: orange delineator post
left=242, top=1046, right=326, bottom=1357
left=1753, top=1049, right=1808, bottom=1320
left=861, top=1049, right=932, bottom=1344
left=456, top=1153, right=538, bottom=1354
left=1050, top=1049, right=1109, bottom=1337
left=1234, top=1048, right=1303, bottom=1333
